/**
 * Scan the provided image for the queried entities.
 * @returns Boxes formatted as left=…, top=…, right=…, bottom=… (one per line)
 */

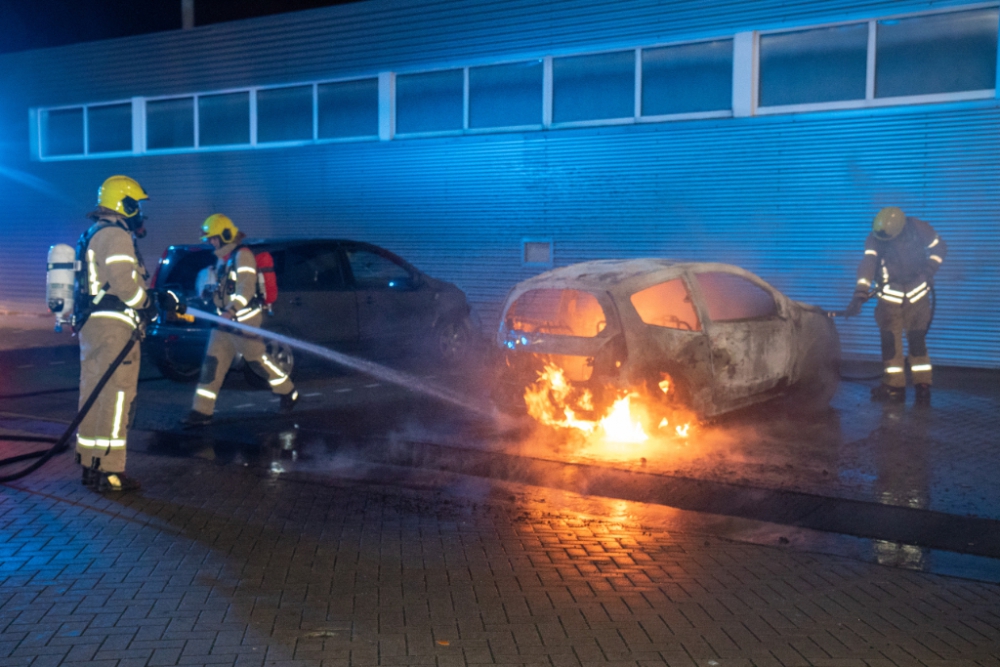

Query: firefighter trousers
left=191, top=312, right=294, bottom=416
left=874, top=296, right=932, bottom=388
left=76, top=316, right=141, bottom=473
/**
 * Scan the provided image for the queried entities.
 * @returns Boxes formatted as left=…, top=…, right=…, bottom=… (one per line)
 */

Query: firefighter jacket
left=213, top=245, right=261, bottom=323
left=854, top=217, right=947, bottom=306
left=81, top=219, right=150, bottom=330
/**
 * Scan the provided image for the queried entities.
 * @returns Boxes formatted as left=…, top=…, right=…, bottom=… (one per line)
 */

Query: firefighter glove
left=155, top=289, right=186, bottom=315
left=138, top=303, right=159, bottom=325
left=845, top=295, right=866, bottom=318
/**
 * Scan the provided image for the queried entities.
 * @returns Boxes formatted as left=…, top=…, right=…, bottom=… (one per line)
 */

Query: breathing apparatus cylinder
left=46, top=243, right=76, bottom=332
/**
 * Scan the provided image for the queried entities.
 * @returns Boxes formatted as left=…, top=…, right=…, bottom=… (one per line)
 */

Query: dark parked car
left=493, top=259, right=840, bottom=419
left=147, top=239, right=475, bottom=382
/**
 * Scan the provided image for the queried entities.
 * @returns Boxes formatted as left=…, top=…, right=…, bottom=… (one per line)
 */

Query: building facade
left=0, top=0, right=997, bottom=367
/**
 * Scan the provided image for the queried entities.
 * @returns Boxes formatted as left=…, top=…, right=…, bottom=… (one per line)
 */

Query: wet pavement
left=2, top=325, right=1000, bottom=665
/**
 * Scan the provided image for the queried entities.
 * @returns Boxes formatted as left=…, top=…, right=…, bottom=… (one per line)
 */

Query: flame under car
left=494, top=259, right=840, bottom=419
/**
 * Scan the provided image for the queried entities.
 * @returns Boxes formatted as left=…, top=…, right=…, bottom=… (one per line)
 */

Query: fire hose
left=829, top=284, right=936, bottom=382
left=0, top=328, right=141, bottom=483
left=0, top=307, right=492, bottom=483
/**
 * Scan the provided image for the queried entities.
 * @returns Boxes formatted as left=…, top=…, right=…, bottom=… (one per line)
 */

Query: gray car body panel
left=497, top=259, right=839, bottom=418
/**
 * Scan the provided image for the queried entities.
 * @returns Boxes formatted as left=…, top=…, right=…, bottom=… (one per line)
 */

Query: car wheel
left=244, top=337, right=296, bottom=390
left=435, top=316, right=474, bottom=364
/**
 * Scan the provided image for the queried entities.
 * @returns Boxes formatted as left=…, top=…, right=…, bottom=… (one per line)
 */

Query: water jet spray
left=185, top=308, right=495, bottom=418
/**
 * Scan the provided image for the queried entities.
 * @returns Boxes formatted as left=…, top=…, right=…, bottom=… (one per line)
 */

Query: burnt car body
left=494, top=259, right=840, bottom=418
left=147, top=238, right=474, bottom=382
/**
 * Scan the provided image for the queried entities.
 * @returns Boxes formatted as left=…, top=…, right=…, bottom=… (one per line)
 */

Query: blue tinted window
left=396, top=69, right=464, bottom=134
left=88, top=103, right=131, bottom=154
left=469, top=60, right=543, bottom=128
left=694, top=272, right=777, bottom=321
left=876, top=8, right=999, bottom=98
left=258, top=86, right=313, bottom=143
left=553, top=50, right=634, bottom=123
left=199, top=92, right=249, bottom=146
left=642, top=40, right=732, bottom=115
left=760, top=23, right=868, bottom=106
left=147, top=97, right=194, bottom=150
left=318, top=78, right=379, bottom=139
left=42, top=107, right=84, bottom=157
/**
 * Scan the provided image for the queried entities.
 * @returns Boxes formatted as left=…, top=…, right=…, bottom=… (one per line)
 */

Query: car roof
left=505, top=259, right=780, bottom=304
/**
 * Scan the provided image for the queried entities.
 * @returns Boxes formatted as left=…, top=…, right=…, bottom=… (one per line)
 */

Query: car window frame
left=340, top=241, right=422, bottom=291
left=627, top=275, right=704, bottom=333
left=685, top=269, right=785, bottom=324
left=267, top=241, right=349, bottom=292
left=501, top=287, right=621, bottom=341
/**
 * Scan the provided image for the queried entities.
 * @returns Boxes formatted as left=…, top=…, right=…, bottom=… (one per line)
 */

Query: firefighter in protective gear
left=846, top=206, right=947, bottom=405
left=75, top=175, right=152, bottom=492
left=182, top=214, right=298, bottom=427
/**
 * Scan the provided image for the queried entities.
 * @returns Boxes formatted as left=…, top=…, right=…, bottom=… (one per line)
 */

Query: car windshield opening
left=505, top=288, right=607, bottom=337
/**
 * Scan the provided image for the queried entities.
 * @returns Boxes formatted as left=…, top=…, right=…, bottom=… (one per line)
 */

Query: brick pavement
left=2, top=449, right=1000, bottom=667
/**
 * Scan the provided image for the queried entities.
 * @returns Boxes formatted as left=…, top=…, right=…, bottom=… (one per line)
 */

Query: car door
left=689, top=269, right=793, bottom=409
left=267, top=243, right=358, bottom=345
left=342, top=243, right=437, bottom=349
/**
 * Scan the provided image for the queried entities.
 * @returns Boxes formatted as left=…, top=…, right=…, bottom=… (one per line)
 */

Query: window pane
left=759, top=23, right=868, bottom=106
left=282, top=246, right=344, bottom=290
left=88, top=103, right=131, bottom=154
left=199, top=92, right=249, bottom=146
left=630, top=279, right=701, bottom=331
left=147, top=97, right=194, bottom=150
left=41, top=107, right=83, bottom=156
left=642, top=40, right=732, bottom=115
left=317, top=78, right=378, bottom=139
left=257, top=86, right=313, bottom=143
left=396, top=69, right=464, bottom=134
left=346, top=249, right=413, bottom=289
left=876, top=8, right=999, bottom=98
left=505, top=289, right=607, bottom=338
left=694, top=272, right=777, bottom=321
left=469, top=60, right=543, bottom=128
left=553, top=50, right=634, bottom=123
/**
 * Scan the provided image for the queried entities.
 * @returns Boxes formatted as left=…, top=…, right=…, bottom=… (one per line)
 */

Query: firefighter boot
left=871, top=383, right=905, bottom=403
left=97, top=472, right=141, bottom=493
left=77, top=454, right=98, bottom=488
left=280, top=389, right=299, bottom=414
left=915, top=383, right=932, bottom=406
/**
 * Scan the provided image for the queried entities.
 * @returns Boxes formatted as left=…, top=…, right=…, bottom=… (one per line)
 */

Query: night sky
left=0, top=0, right=364, bottom=54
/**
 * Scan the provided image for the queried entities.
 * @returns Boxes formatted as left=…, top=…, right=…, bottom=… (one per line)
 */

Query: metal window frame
left=392, top=65, right=467, bottom=138
left=638, top=36, right=737, bottom=120
left=31, top=2, right=998, bottom=160
left=756, top=3, right=999, bottom=115
left=521, top=238, right=554, bottom=269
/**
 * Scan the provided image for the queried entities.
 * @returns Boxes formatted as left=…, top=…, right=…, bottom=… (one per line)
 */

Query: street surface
left=2, top=314, right=1000, bottom=665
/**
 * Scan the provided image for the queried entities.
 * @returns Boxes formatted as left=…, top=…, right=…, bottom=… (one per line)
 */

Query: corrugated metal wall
left=0, top=0, right=997, bottom=368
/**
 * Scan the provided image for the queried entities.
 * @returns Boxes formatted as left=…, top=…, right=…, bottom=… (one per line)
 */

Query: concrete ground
left=2, top=316, right=1000, bottom=666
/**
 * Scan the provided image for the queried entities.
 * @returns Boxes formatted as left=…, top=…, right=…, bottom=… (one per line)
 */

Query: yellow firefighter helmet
left=872, top=206, right=906, bottom=240
left=201, top=213, right=240, bottom=243
left=97, top=175, right=148, bottom=218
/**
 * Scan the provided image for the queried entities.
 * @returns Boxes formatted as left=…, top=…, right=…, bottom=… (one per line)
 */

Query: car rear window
left=156, top=247, right=215, bottom=292
left=505, top=288, right=607, bottom=337
left=630, top=278, right=701, bottom=331
left=693, top=272, right=778, bottom=321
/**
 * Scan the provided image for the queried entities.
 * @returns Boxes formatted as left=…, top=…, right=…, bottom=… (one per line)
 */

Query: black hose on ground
left=0, top=329, right=140, bottom=483
left=837, top=284, right=936, bottom=382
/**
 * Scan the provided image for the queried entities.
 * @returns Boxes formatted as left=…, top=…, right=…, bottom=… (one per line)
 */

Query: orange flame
left=523, top=363, right=691, bottom=454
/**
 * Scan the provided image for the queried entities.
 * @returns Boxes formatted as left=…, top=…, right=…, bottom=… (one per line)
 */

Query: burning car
left=493, top=259, right=840, bottom=427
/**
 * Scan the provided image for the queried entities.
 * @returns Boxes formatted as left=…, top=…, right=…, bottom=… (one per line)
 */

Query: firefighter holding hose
left=74, top=176, right=157, bottom=492
left=181, top=214, right=298, bottom=427
left=845, top=207, right=947, bottom=405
